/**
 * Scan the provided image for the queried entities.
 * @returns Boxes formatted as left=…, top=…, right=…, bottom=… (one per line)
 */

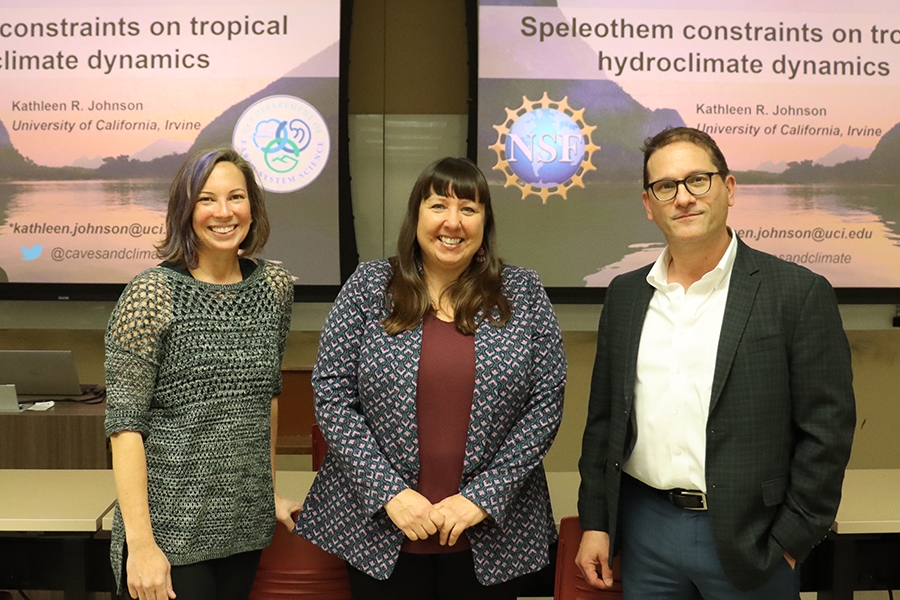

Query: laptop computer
left=0, top=384, right=25, bottom=412
left=0, top=350, right=84, bottom=398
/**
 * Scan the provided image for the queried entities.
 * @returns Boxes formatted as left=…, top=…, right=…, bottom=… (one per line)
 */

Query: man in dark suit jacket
left=576, top=127, right=855, bottom=598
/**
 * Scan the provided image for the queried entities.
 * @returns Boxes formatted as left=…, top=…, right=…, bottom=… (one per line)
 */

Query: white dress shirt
left=623, top=231, right=738, bottom=492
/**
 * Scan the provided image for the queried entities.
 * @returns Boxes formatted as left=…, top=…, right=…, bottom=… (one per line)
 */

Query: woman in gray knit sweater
left=104, top=148, right=300, bottom=600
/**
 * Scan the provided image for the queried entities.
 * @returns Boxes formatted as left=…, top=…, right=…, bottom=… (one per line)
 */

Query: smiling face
left=416, top=190, right=485, bottom=281
left=641, top=141, right=735, bottom=251
left=191, top=161, right=252, bottom=261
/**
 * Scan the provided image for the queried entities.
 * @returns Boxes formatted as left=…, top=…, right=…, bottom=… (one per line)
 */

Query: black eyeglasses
left=646, top=172, right=721, bottom=202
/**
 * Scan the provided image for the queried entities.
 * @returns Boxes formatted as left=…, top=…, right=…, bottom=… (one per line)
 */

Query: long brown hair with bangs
left=382, top=157, right=511, bottom=335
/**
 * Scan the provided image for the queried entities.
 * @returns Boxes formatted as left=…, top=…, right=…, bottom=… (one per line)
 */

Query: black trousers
left=120, top=548, right=262, bottom=600
left=346, top=550, right=518, bottom=600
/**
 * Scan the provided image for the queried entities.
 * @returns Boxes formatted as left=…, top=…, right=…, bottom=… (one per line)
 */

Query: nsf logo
left=489, top=93, right=600, bottom=203
left=232, top=95, right=330, bottom=193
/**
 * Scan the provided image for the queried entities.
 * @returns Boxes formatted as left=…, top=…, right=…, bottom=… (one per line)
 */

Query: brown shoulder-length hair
left=383, top=157, right=511, bottom=336
left=155, top=147, right=270, bottom=269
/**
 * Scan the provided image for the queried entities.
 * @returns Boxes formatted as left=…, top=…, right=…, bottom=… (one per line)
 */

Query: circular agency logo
left=489, top=93, right=600, bottom=203
left=232, top=95, right=330, bottom=193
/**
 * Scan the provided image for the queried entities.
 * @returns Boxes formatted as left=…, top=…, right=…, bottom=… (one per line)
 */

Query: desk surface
left=0, top=469, right=116, bottom=532
left=832, top=469, right=900, bottom=534
left=13, top=400, right=106, bottom=416
left=274, top=470, right=317, bottom=503
left=547, top=471, right=580, bottom=522
left=101, top=471, right=321, bottom=531
left=101, top=470, right=582, bottom=531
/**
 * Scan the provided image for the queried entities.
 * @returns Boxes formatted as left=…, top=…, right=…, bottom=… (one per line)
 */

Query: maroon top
left=401, top=312, right=475, bottom=554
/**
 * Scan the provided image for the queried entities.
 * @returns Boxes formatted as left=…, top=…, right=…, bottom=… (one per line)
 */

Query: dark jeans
left=620, top=475, right=800, bottom=600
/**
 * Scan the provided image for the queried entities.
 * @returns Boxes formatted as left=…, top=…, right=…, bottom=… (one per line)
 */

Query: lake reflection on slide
left=0, top=179, right=169, bottom=283
left=584, top=185, right=900, bottom=288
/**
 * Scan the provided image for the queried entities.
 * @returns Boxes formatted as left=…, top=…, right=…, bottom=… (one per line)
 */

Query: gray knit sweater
left=104, top=259, right=293, bottom=587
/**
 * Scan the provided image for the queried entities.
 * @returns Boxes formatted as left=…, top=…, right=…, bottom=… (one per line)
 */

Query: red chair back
left=311, top=423, right=327, bottom=471
left=249, top=517, right=351, bottom=600
left=555, top=516, right=623, bottom=600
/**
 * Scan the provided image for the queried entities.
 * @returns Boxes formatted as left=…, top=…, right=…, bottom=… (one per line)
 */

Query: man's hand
left=576, top=529, right=615, bottom=589
left=384, top=488, right=444, bottom=541
left=433, top=494, right=488, bottom=546
left=125, top=541, right=176, bottom=600
left=784, top=550, right=796, bottom=570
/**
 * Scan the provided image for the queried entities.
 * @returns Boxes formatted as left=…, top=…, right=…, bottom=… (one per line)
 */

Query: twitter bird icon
left=21, top=245, right=43, bottom=261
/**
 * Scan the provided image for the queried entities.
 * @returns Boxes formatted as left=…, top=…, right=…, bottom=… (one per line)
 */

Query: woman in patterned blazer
left=294, top=157, right=566, bottom=600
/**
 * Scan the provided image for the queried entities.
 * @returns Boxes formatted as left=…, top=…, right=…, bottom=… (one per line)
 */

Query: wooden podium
left=0, top=400, right=109, bottom=469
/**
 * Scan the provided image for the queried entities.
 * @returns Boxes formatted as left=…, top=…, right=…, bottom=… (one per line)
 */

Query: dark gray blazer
left=578, top=237, right=856, bottom=591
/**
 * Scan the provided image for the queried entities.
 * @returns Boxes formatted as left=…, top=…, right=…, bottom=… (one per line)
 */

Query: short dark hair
left=641, top=127, right=730, bottom=189
left=156, top=147, right=269, bottom=269
left=383, top=157, right=510, bottom=335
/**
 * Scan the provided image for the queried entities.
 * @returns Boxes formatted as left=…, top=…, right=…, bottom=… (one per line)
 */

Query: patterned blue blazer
left=294, top=260, right=566, bottom=585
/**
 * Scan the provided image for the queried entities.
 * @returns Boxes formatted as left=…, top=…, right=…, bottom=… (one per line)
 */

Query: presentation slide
left=476, top=0, right=900, bottom=291
left=0, top=0, right=341, bottom=289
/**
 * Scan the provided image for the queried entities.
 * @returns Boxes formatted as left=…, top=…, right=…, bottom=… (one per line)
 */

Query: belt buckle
left=679, top=490, right=708, bottom=511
